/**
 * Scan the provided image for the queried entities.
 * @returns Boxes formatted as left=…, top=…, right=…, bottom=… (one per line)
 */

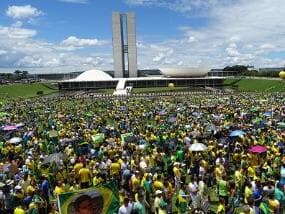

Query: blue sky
left=0, top=0, right=284, bottom=73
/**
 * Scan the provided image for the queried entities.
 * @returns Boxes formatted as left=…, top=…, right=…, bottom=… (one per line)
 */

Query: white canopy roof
left=72, top=69, right=112, bottom=81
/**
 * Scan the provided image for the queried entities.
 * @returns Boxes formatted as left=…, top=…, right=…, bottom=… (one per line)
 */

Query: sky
left=0, top=0, right=284, bottom=73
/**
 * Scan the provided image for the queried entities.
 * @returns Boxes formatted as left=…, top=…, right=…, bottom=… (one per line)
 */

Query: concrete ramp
left=116, top=78, right=126, bottom=90
left=113, top=78, right=128, bottom=95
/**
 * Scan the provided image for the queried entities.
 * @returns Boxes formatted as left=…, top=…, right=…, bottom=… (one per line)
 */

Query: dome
left=160, top=68, right=209, bottom=77
left=279, top=71, right=285, bottom=79
left=74, top=69, right=112, bottom=81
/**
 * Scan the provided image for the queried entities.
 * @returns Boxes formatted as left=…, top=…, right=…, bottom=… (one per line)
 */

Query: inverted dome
left=160, top=68, right=209, bottom=77
left=75, top=69, right=112, bottom=81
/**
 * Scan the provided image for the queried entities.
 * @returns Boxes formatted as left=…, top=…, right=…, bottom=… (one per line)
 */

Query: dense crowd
left=0, top=92, right=284, bottom=214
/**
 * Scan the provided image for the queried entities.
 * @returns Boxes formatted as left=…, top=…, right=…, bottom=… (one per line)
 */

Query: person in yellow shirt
left=234, top=167, right=245, bottom=194
left=214, top=164, right=224, bottom=184
left=93, top=173, right=103, bottom=187
left=153, top=174, right=164, bottom=190
left=14, top=204, right=25, bottom=214
left=247, top=165, right=256, bottom=179
left=78, top=163, right=92, bottom=189
left=217, top=198, right=226, bottom=214
left=131, top=171, right=140, bottom=192
left=110, top=159, right=120, bottom=177
left=268, top=193, right=280, bottom=213
left=74, top=161, right=83, bottom=178
left=244, top=181, right=253, bottom=204
left=54, top=180, right=66, bottom=198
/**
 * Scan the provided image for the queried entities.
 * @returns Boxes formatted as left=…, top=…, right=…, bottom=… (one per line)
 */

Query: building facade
left=112, top=12, right=138, bottom=78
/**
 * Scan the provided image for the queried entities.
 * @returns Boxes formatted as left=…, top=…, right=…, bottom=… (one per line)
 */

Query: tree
left=14, top=70, right=22, bottom=80
left=22, top=70, right=29, bottom=79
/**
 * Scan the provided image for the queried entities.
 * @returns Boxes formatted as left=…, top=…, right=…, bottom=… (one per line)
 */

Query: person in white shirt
left=188, top=177, right=199, bottom=202
left=118, top=197, right=133, bottom=214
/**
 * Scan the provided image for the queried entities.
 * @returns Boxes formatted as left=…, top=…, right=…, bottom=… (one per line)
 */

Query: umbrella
left=192, top=112, right=200, bottom=117
left=219, top=137, right=229, bottom=145
left=206, top=124, right=217, bottom=132
left=8, top=137, right=22, bottom=144
left=159, top=110, right=167, bottom=116
left=16, top=123, right=25, bottom=128
left=277, top=122, right=285, bottom=128
left=189, top=143, right=207, bottom=152
left=2, top=125, right=17, bottom=131
left=263, top=111, right=273, bottom=117
left=229, top=130, right=246, bottom=137
left=249, top=145, right=267, bottom=153
left=42, top=152, right=66, bottom=165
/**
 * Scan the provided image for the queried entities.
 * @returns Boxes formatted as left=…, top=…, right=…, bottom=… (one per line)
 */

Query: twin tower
left=112, top=12, right=138, bottom=78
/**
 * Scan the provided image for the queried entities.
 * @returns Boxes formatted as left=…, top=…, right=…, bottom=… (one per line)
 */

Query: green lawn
left=224, top=78, right=285, bottom=92
left=0, top=83, right=58, bottom=99
left=133, top=86, right=190, bottom=93
left=97, top=87, right=195, bottom=94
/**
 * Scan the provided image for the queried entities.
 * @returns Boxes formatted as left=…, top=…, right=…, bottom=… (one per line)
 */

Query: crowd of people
left=0, top=92, right=284, bottom=214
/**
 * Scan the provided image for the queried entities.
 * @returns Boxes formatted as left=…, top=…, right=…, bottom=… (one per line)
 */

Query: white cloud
left=61, top=36, right=109, bottom=49
left=133, top=0, right=285, bottom=69
left=0, top=26, right=36, bottom=39
left=125, top=0, right=233, bottom=15
left=1, top=0, right=285, bottom=72
left=58, top=0, right=88, bottom=4
left=0, top=50, right=7, bottom=55
left=6, top=5, right=43, bottom=19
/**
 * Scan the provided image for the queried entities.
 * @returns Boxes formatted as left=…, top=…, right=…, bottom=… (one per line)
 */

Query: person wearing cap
left=154, top=190, right=163, bottom=214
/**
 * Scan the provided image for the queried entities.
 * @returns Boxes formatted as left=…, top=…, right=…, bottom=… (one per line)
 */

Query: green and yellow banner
left=58, top=182, right=119, bottom=214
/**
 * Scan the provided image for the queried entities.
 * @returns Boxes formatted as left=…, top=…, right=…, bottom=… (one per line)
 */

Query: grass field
left=97, top=86, right=202, bottom=94
left=0, top=83, right=58, bottom=99
left=224, top=78, right=285, bottom=92
left=0, top=79, right=284, bottom=100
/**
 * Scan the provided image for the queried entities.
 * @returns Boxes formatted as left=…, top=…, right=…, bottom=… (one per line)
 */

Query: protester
left=0, top=92, right=283, bottom=213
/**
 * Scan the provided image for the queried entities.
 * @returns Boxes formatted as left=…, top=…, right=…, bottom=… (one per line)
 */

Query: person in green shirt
left=175, top=147, right=184, bottom=163
left=274, top=182, right=285, bottom=213
left=142, top=174, right=152, bottom=205
left=218, top=175, right=229, bottom=205
left=133, top=194, right=147, bottom=214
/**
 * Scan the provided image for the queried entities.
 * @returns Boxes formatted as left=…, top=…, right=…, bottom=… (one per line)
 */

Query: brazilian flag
left=91, top=133, right=105, bottom=147
left=121, top=132, right=134, bottom=145
left=58, top=182, right=119, bottom=214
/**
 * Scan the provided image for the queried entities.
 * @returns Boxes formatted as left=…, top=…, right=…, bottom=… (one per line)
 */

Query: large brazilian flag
left=58, top=182, right=119, bottom=214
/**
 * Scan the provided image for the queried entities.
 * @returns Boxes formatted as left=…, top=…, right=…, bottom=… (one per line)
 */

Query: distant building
left=247, top=65, right=255, bottom=71
left=208, top=69, right=241, bottom=77
left=112, top=12, right=137, bottom=78
left=259, top=67, right=284, bottom=72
